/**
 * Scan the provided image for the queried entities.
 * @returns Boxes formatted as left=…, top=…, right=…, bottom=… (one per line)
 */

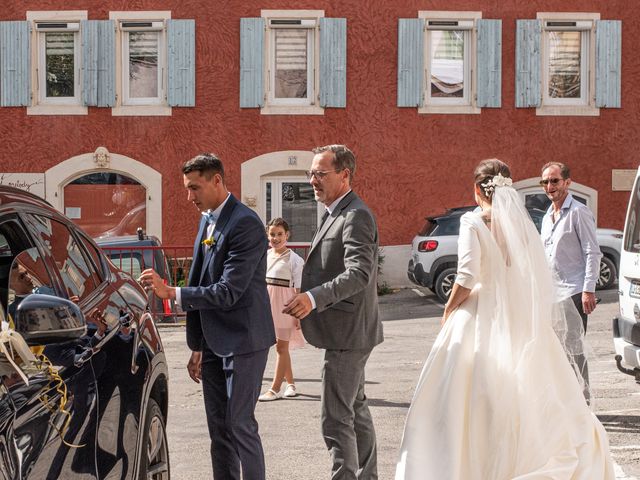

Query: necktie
left=202, top=210, right=218, bottom=225
left=319, top=210, right=330, bottom=228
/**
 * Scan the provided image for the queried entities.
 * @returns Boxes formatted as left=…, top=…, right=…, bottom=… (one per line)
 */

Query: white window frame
left=537, top=12, right=599, bottom=117
left=110, top=11, right=171, bottom=117
left=419, top=11, right=481, bottom=115
left=261, top=10, right=324, bottom=116
left=26, top=10, right=88, bottom=116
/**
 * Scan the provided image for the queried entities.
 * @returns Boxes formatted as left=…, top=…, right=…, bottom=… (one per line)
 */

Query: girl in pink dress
left=259, top=218, right=305, bottom=401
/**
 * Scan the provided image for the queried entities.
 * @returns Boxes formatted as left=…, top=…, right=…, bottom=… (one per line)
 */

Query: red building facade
left=0, top=1, right=635, bottom=263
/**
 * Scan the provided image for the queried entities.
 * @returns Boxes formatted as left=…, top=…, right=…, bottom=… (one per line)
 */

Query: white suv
left=408, top=206, right=622, bottom=303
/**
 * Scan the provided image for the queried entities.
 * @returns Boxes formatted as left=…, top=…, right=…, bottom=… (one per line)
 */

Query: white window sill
left=111, top=105, right=172, bottom=116
left=536, top=105, right=599, bottom=116
left=27, top=104, right=87, bottom=116
left=260, top=104, right=324, bottom=115
left=419, top=104, right=481, bottom=115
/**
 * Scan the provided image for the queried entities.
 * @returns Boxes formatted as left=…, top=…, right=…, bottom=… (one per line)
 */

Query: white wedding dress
left=396, top=186, right=614, bottom=480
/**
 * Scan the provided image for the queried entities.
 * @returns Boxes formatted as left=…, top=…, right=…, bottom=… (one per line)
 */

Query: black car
left=0, top=187, right=169, bottom=479
left=96, top=232, right=179, bottom=323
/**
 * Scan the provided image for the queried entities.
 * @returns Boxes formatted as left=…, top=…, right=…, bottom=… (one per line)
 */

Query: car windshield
left=624, top=176, right=640, bottom=253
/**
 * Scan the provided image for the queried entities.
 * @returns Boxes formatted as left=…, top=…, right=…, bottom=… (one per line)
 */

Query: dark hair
left=266, top=217, right=290, bottom=233
left=182, top=153, right=225, bottom=182
left=474, top=158, right=512, bottom=202
left=312, top=144, right=356, bottom=183
left=541, top=161, right=570, bottom=180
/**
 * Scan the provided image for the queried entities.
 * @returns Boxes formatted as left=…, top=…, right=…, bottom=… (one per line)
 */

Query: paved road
left=163, top=287, right=640, bottom=479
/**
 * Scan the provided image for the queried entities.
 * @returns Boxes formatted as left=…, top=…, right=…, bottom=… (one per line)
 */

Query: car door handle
left=74, top=312, right=132, bottom=368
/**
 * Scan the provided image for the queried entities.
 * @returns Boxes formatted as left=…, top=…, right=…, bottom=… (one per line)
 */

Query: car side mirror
left=13, top=294, right=87, bottom=346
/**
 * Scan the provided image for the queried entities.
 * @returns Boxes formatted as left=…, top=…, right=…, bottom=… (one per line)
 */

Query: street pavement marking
left=597, top=408, right=640, bottom=415
left=614, top=461, right=638, bottom=479
left=411, top=288, right=426, bottom=297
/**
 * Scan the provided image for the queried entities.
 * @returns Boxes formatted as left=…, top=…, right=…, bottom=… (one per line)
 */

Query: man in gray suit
left=284, top=145, right=383, bottom=480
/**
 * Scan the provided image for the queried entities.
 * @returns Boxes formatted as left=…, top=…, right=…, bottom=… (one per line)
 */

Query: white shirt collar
left=205, top=193, right=231, bottom=220
left=325, top=190, right=352, bottom=214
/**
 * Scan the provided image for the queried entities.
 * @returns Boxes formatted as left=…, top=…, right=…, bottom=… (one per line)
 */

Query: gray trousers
left=321, top=348, right=378, bottom=480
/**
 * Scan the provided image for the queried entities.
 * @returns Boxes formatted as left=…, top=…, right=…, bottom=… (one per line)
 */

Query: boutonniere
left=202, top=235, right=216, bottom=248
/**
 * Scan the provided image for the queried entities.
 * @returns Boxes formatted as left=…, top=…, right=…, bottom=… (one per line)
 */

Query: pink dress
left=266, top=248, right=305, bottom=349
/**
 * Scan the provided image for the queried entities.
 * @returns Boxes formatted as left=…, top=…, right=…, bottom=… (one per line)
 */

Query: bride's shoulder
left=460, top=210, right=483, bottom=227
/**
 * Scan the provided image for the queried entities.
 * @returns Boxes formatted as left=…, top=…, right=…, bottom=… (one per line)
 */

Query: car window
left=75, top=232, right=106, bottom=282
left=7, top=247, right=62, bottom=326
left=434, top=217, right=461, bottom=236
left=27, top=215, right=100, bottom=302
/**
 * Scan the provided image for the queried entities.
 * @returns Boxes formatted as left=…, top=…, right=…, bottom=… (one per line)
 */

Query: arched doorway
left=45, top=148, right=162, bottom=239
left=241, top=150, right=321, bottom=243
left=512, top=178, right=599, bottom=223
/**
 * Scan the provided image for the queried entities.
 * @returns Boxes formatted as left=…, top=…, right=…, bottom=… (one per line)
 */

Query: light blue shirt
left=540, top=194, right=602, bottom=297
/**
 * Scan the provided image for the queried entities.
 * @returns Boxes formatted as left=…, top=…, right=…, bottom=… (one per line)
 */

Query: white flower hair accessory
left=481, top=172, right=513, bottom=196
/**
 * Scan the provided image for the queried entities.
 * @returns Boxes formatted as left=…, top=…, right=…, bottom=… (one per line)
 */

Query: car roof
left=95, top=235, right=162, bottom=247
left=426, top=206, right=476, bottom=221
left=0, top=186, right=53, bottom=210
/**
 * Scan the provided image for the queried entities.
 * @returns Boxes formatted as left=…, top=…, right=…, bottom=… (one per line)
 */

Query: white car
left=408, top=206, right=623, bottom=303
left=613, top=165, right=640, bottom=383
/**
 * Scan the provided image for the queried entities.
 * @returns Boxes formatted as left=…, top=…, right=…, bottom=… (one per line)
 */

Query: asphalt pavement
left=163, top=286, right=640, bottom=479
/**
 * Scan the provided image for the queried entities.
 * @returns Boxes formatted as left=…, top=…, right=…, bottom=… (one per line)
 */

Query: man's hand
left=187, top=351, right=202, bottom=383
left=138, top=269, right=176, bottom=300
left=582, top=291, right=597, bottom=315
left=283, top=293, right=312, bottom=320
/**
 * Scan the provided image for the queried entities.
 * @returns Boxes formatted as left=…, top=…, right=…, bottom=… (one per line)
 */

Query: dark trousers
left=321, top=348, right=378, bottom=480
left=201, top=346, right=269, bottom=480
left=571, top=292, right=590, bottom=402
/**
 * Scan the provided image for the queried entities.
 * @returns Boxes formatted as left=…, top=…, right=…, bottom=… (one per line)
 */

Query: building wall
left=0, top=0, right=636, bottom=248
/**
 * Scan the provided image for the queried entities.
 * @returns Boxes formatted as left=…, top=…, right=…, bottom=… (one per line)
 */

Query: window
left=397, top=12, right=501, bottom=114
left=270, top=22, right=315, bottom=106
left=109, top=11, right=199, bottom=116
left=121, top=22, right=165, bottom=106
left=425, top=20, right=473, bottom=109
left=27, top=215, right=101, bottom=302
left=540, top=14, right=595, bottom=115
left=110, top=12, right=170, bottom=115
left=516, top=14, right=621, bottom=115
left=263, top=176, right=321, bottom=242
left=240, top=11, right=346, bottom=114
left=26, top=11, right=88, bottom=115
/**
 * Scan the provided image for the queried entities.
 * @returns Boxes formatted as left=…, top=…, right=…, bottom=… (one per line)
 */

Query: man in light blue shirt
left=540, top=162, right=601, bottom=398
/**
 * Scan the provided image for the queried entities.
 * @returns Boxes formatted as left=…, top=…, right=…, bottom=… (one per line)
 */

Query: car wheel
left=139, top=398, right=170, bottom=480
left=596, top=256, right=616, bottom=290
left=435, top=267, right=457, bottom=303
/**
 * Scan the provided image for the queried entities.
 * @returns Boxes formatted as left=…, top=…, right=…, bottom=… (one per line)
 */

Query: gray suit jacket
left=301, top=191, right=384, bottom=350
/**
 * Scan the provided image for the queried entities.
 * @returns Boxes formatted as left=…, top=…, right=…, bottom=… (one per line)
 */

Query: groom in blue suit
left=140, top=153, right=275, bottom=480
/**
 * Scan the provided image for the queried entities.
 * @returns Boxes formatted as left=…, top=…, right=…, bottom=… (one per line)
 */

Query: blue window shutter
left=477, top=19, right=502, bottom=108
left=397, top=19, right=424, bottom=107
left=595, top=20, right=621, bottom=108
left=240, top=18, right=264, bottom=108
left=319, top=18, right=347, bottom=108
left=515, top=20, right=542, bottom=108
left=81, top=20, right=115, bottom=107
left=168, top=19, right=196, bottom=107
left=0, top=21, right=30, bottom=107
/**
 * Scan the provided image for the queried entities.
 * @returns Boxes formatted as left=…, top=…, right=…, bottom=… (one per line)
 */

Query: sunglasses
left=539, top=178, right=563, bottom=186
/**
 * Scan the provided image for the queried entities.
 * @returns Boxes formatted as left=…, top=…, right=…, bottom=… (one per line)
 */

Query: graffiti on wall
left=0, top=173, right=45, bottom=198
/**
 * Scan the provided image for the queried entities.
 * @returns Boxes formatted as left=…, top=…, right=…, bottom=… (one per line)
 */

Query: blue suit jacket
left=182, top=194, right=275, bottom=356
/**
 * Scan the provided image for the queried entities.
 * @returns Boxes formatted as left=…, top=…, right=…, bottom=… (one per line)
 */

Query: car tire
left=596, top=256, right=616, bottom=291
left=435, top=267, right=457, bottom=303
left=139, top=398, right=170, bottom=480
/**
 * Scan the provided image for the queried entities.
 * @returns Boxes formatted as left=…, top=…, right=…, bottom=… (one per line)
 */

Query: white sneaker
left=258, top=389, right=281, bottom=402
left=283, top=384, right=297, bottom=398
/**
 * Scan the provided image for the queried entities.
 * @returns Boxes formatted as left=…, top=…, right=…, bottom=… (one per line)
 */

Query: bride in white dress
left=396, top=159, right=614, bottom=480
